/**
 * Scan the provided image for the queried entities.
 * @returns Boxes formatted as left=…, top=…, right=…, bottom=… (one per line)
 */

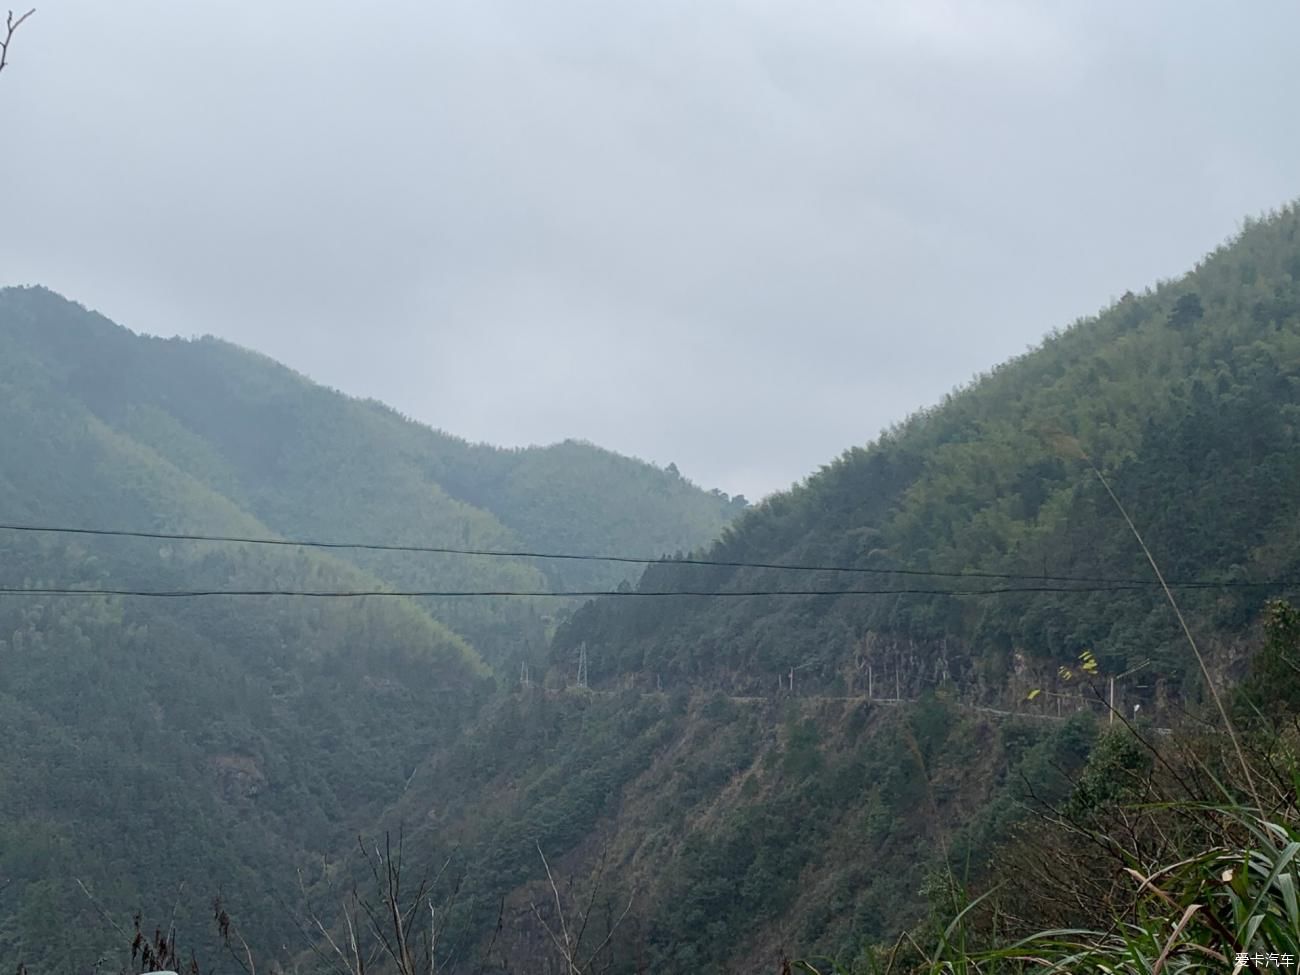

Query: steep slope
left=12, top=197, right=1300, bottom=972
left=372, top=687, right=1092, bottom=974
left=0, top=401, right=490, bottom=968
left=0, top=287, right=743, bottom=971
left=558, top=204, right=1300, bottom=706
left=0, top=286, right=745, bottom=670
left=346, top=204, right=1300, bottom=973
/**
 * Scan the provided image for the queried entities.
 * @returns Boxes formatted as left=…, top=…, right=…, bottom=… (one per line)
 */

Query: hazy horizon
left=4, top=1, right=1298, bottom=498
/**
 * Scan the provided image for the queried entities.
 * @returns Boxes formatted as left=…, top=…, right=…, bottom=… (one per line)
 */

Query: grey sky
left=3, top=1, right=1297, bottom=499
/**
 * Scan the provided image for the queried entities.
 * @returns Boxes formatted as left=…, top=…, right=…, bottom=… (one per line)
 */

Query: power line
left=0, top=582, right=1266, bottom=599
left=0, top=521, right=1285, bottom=590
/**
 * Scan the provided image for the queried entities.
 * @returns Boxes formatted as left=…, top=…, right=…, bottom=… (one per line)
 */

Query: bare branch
left=74, top=878, right=132, bottom=943
left=344, top=899, right=366, bottom=975
left=385, top=833, right=417, bottom=975
left=0, top=8, right=35, bottom=76
left=572, top=846, right=608, bottom=957
left=537, top=842, right=576, bottom=974
left=298, top=868, right=359, bottom=975
left=213, top=894, right=258, bottom=975
left=529, top=897, right=580, bottom=974
left=578, top=889, right=637, bottom=974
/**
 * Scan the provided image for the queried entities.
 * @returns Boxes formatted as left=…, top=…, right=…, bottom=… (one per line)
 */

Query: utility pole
left=867, top=664, right=873, bottom=701
left=577, top=643, right=588, bottom=689
left=1109, top=660, right=1150, bottom=724
left=521, top=661, right=531, bottom=689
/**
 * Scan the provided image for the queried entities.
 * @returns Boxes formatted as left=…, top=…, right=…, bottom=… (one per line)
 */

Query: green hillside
left=374, top=203, right=1300, bottom=972
left=10, top=200, right=1300, bottom=973
left=0, top=286, right=743, bottom=971
left=558, top=204, right=1300, bottom=705
left=365, top=686, right=1094, bottom=974
left=0, top=286, right=745, bottom=669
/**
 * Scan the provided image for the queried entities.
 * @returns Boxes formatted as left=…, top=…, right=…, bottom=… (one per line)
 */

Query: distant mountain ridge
left=557, top=203, right=1300, bottom=705
left=11, top=200, right=1300, bottom=973
left=403, top=202, right=1300, bottom=971
left=0, top=285, right=745, bottom=657
left=0, top=285, right=743, bottom=970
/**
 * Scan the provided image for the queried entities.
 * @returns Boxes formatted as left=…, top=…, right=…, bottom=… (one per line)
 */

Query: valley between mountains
left=6, top=203, right=1300, bottom=972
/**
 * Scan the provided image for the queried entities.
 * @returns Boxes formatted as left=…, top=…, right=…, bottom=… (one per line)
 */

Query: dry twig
left=0, top=8, right=35, bottom=75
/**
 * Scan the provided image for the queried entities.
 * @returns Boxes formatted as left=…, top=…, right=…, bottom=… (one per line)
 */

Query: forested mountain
left=10, top=201, right=1300, bottom=974
left=559, top=204, right=1300, bottom=705
left=1, top=286, right=745, bottom=666
left=0, top=286, right=743, bottom=970
left=370, top=204, right=1300, bottom=972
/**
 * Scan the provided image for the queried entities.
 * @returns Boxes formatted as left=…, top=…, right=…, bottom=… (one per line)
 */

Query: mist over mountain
left=0, top=286, right=743, bottom=969
left=8, top=202, right=1300, bottom=972
left=9, top=1, right=1300, bottom=970
left=389, top=203, right=1300, bottom=971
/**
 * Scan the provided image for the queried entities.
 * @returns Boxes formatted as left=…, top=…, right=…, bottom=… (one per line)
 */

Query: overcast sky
left=2, top=1, right=1297, bottom=499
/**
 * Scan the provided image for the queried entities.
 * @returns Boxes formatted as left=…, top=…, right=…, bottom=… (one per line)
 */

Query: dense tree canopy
left=8, top=199, right=1300, bottom=972
left=0, top=287, right=742, bottom=971
left=559, top=202, right=1300, bottom=707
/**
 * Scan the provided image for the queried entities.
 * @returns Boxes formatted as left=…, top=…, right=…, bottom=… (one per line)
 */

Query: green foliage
left=544, top=203, right=1300, bottom=969
left=1236, top=598, right=1300, bottom=723
left=559, top=201, right=1300, bottom=707
left=1062, top=726, right=1153, bottom=821
left=0, top=286, right=741, bottom=972
left=1168, top=290, right=1205, bottom=329
left=863, top=619, right=1300, bottom=974
left=920, top=796, right=1300, bottom=975
left=783, top=716, right=825, bottom=778
left=11, top=196, right=1300, bottom=973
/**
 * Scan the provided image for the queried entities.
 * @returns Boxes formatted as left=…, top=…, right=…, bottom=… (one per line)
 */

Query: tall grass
left=794, top=735, right=1300, bottom=975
